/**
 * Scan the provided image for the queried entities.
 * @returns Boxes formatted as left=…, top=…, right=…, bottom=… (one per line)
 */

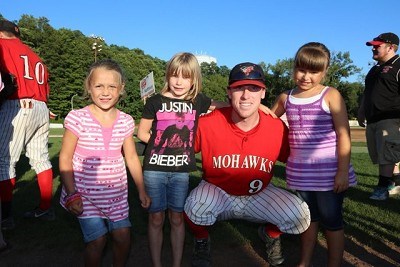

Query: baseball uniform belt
left=20, top=99, right=33, bottom=109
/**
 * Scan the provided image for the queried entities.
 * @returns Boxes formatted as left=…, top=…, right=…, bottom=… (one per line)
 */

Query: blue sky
left=2, top=0, right=400, bottom=82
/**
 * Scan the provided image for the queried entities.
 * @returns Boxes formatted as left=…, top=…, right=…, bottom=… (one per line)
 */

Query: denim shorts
left=78, top=217, right=131, bottom=243
left=144, top=170, right=189, bottom=213
left=296, top=190, right=345, bottom=231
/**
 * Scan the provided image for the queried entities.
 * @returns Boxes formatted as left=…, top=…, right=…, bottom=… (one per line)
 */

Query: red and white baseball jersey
left=0, top=38, right=50, bottom=102
left=195, top=107, right=289, bottom=196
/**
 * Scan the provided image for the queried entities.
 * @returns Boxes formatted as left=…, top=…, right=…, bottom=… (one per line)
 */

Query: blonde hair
left=161, top=52, right=202, bottom=102
left=294, top=42, right=330, bottom=73
left=84, top=59, right=126, bottom=99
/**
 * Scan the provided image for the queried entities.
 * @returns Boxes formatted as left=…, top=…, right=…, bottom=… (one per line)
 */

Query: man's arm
left=357, top=94, right=366, bottom=127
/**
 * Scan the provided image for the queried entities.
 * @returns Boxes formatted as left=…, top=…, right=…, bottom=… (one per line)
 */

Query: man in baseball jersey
left=184, top=62, right=311, bottom=267
left=0, top=19, right=54, bottom=229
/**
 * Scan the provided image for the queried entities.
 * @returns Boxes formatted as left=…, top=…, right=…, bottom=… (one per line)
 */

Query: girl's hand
left=139, top=192, right=151, bottom=209
left=68, top=198, right=83, bottom=216
left=259, top=104, right=277, bottom=118
left=333, top=171, right=349, bottom=193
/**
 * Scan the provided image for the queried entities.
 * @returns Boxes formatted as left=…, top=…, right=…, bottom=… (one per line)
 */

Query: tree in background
left=0, top=14, right=364, bottom=120
left=262, top=59, right=295, bottom=108
left=201, top=62, right=229, bottom=102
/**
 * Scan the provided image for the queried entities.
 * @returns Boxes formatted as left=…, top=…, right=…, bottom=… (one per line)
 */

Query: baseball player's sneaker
left=23, top=207, right=55, bottom=221
left=369, top=186, right=389, bottom=200
left=192, top=237, right=211, bottom=267
left=258, top=226, right=284, bottom=266
left=1, top=217, right=15, bottom=230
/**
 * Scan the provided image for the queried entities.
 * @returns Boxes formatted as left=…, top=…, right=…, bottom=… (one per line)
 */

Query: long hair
left=161, top=52, right=202, bottom=102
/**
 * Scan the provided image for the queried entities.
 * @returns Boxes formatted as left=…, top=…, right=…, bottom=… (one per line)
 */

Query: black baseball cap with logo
left=366, top=32, right=399, bottom=46
left=0, top=20, right=20, bottom=37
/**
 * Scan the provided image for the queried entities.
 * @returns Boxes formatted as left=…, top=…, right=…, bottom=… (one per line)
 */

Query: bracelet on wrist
left=64, top=191, right=81, bottom=207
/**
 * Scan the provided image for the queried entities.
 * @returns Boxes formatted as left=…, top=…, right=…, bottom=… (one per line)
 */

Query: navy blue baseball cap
left=228, top=62, right=266, bottom=89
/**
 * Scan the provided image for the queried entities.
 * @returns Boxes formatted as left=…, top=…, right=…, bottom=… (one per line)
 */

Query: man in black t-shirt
left=358, top=32, right=400, bottom=200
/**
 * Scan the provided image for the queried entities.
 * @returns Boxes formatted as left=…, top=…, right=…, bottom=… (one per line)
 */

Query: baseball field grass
left=1, top=134, right=399, bottom=266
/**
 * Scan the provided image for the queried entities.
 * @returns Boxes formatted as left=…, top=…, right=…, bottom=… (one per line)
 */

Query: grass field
left=1, top=135, right=400, bottom=266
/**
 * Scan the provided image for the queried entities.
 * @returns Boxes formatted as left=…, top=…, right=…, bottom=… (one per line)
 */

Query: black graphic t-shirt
left=141, top=93, right=211, bottom=172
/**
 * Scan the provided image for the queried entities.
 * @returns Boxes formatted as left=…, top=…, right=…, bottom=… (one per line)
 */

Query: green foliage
left=202, top=74, right=228, bottom=102
left=326, top=51, right=362, bottom=88
left=2, top=13, right=365, bottom=119
left=337, top=81, right=364, bottom=119
left=262, top=59, right=296, bottom=107
left=201, top=62, right=229, bottom=102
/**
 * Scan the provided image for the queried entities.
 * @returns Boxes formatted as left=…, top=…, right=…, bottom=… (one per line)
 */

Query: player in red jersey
left=0, top=19, right=54, bottom=229
left=184, top=62, right=311, bottom=267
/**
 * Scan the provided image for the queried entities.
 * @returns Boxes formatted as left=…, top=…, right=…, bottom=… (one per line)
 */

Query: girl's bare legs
left=297, top=222, right=318, bottom=267
left=325, top=229, right=344, bottom=267
left=84, top=235, right=107, bottom=267
left=111, top=227, right=131, bottom=267
left=169, top=210, right=185, bottom=267
left=148, top=211, right=165, bottom=267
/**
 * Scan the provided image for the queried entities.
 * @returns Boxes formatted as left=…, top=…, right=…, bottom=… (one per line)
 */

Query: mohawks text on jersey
left=212, top=154, right=274, bottom=173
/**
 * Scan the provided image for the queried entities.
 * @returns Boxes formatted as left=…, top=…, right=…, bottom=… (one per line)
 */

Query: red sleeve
left=278, top=122, right=290, bottom=163
left=194, top=116, right=203, bottom=153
